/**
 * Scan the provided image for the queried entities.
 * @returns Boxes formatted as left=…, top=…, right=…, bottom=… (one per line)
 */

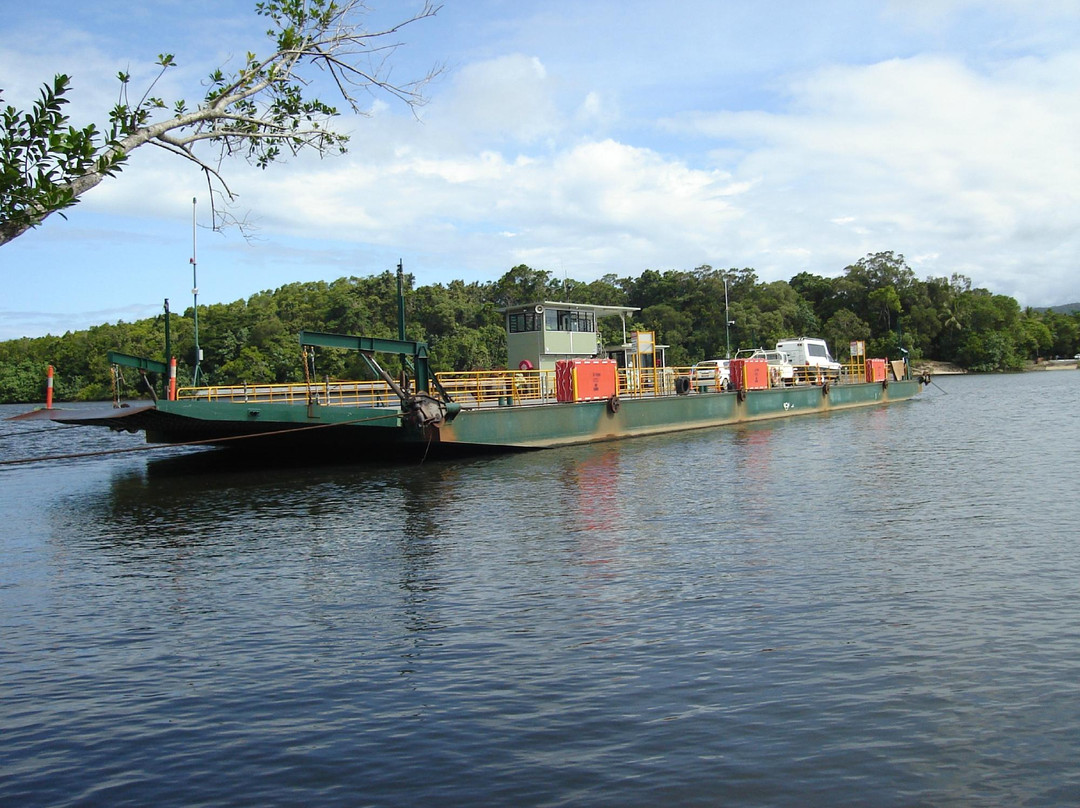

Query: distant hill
left=1034, top=302, right=1080, bottom=314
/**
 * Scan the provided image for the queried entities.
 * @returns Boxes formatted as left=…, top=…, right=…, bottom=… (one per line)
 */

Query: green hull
left=58, top=379, right=922, bottom=457
left=440, top=379, right=919, bottom=448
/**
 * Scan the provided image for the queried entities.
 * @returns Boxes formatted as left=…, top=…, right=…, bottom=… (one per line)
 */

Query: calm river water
left=2, top=371, right=1079, bottom=807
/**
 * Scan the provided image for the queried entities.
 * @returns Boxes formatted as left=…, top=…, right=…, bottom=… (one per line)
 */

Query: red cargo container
left=866, top=358, right=887, bottom=382
left=729, top=358, right=770, bottom=391
left=555, top=359, right=618, bottom=403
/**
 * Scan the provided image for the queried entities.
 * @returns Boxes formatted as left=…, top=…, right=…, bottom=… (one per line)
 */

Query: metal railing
left=679, top=365, right=727, bottom=393
left=435, top=369, right=556, bottom=406
left=619, top=367, right=678, bottom=396
left=174, top=359, right=905, bottom=409
left=176, top=380, right=399, bottom=408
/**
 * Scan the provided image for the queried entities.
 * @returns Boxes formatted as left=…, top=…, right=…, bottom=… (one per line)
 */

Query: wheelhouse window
left=545, top=309, right=596, bottom=333
left=511, top=307, right=597, bottom=333
left=508, top=311, right=541, bottom=333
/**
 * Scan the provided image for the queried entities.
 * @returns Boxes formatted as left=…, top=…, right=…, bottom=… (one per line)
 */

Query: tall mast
left=724, top=275, right=732, bottom=360
left=190, top=197, right=201, bottom=386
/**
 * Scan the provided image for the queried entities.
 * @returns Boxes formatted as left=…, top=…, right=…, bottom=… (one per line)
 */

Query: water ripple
left=3, top=374, right=1080, bottom=806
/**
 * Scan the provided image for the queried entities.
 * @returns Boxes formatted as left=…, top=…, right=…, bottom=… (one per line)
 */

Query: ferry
left=53, top=299, right=928, bottom=458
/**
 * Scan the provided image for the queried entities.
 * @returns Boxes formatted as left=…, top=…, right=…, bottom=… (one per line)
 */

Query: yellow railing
left=617, top=366, right=672, bottom=396
left=174, top=359, right=898, bottom=409
left=177, top=367, right=711, bottom=408
left=176, top=380, right=399, bottom=407
left=844, top=357, right=866, bottom=382
left=437, top=367, right=686, bottom=405
left=434, top=369, right=555, bottom=406
left=677, top=365, right=727, bottom=393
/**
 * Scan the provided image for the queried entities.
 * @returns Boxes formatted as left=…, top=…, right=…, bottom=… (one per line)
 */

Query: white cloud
left=0, top=304, right=165, bottom=341
left=83, top=45, right=1078, bottom=304
left=659, top=51, right=1080, bottom=301
left=431, top=54, right=562, bottom=144
left=228, top=136, right=749, bottom=281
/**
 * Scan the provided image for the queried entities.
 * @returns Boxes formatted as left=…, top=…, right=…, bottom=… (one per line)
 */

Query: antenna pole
left=397, top=260, right=407, bottom=390
left=724, top=276, right=732, bottom=360
left=190, top=197, right=201, bottom=386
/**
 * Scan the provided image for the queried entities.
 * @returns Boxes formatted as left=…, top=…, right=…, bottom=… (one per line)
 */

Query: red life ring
left=518, top=360, right=534, bottom=371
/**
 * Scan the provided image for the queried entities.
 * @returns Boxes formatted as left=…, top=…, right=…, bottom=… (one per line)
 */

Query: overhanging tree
left=0, top=0, right=442, bottom=246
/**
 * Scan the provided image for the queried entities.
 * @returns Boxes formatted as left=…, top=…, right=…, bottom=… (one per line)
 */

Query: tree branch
left=1, top=0, right=444, bottom=245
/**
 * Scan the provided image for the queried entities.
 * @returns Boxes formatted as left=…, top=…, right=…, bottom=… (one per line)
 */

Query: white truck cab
left=775, top=337, right=842, bottom=380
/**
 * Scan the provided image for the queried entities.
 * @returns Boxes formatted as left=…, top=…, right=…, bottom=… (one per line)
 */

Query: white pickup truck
left=775, top=337, right=843, bottom=381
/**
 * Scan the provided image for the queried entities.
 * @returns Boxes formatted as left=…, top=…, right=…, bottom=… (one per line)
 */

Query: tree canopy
left=0, top=0, right=442, bottom=245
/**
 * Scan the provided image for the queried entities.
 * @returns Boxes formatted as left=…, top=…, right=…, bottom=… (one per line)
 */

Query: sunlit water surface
left=2, top=371, right=1079, bottom=807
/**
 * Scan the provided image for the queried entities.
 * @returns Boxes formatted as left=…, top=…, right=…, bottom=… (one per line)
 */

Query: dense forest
left=2, top=251, right=1078, bottom=403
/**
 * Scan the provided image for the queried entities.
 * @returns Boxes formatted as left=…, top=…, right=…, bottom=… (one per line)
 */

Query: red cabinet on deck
left=555, top=359, right=618, bottom=402
left=729, top=358, right=770, bottom=391
left=866, top=358, right=887, bottom=382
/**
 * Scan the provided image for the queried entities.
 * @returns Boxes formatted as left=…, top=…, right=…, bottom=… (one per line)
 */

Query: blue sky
left=2, top=0, right=1079, bottom=340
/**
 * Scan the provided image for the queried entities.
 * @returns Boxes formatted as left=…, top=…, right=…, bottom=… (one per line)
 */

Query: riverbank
left=914, top=358, right=1079, bottom=376
left=914, top=360, right=967, bottom=375
left=1030, top=358, right=1080, bottom=371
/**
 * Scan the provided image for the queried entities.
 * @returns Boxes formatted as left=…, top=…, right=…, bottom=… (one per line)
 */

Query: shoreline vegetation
left=2, top=254, right=1079, bottom=404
